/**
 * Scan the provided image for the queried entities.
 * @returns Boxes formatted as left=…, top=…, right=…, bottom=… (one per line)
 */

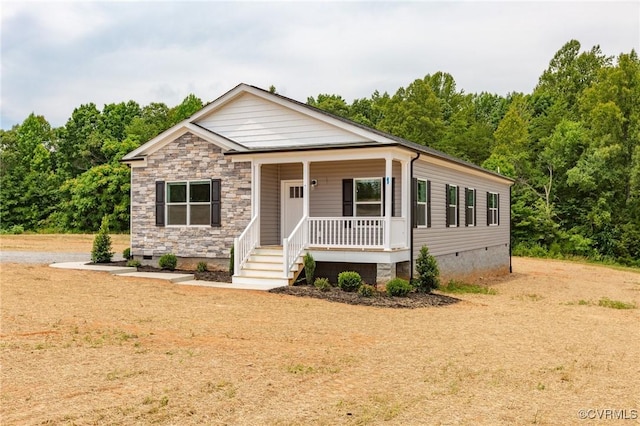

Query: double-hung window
left=487, top=192, right=499, bottom=226
left=354, top=178, right=382, bottom=216
left=416, top=179, right=431, bottom=227
left=446, top=184, right=459, bottom=227
left=465, top=188, right=476, bottom=227
left=167, top=181, right=211, bottom=226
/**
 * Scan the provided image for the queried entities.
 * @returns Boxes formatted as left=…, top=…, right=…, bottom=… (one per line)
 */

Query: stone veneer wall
left=130, top=133, right=251, bottom=260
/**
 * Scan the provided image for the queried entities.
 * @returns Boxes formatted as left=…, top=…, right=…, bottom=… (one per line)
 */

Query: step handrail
left=234, top=215, right=259, bottom=276
left=282, top=215, right=308, bottom=278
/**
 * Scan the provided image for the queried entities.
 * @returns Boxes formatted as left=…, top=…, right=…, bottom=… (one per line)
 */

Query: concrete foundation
left=433, top=243, right=510, bottom=282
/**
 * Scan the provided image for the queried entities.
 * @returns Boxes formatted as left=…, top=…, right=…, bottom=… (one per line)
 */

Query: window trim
left=354, top=177, right=383, bottom=217
left=416, top=178, right=430, bottom=228
left=446, top=184, right=459, bottom=228
left=465, top=188, right=476, bottom=227
left=166, top=180, right=212, bottom=227
left=487, top=191, right=499, bottom=226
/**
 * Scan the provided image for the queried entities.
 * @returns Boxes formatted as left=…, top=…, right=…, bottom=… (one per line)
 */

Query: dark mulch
left=269, top=285, right=460, bottom=309
left=94, top=261, right=232, bottom=283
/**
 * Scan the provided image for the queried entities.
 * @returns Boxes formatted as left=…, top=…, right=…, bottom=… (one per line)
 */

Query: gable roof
left=122, top=83, right=512, bottom=183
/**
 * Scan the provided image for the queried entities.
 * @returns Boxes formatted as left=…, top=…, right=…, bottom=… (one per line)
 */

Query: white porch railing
left=234, top=215, right=259, bottom=275
left=391, top=217, right=407, bottom=248
left=308, top=217, right=388, bottom=248
left=283, top=216, right=308, bottom=277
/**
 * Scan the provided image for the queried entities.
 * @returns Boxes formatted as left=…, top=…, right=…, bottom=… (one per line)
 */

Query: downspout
left=509, top=185, right=513, bottom=274
left=409, top=152, right=421, bottom=282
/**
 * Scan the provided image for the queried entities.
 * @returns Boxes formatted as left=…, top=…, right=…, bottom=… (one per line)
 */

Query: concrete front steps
left=232, top=246, right=303, bottom=288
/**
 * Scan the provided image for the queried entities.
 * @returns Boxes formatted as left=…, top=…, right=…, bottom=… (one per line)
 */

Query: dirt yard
left=1, top=235, right=639, bottom=425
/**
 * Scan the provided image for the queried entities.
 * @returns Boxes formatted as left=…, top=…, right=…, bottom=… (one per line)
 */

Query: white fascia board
left=122, top=121, right=191, bottom=160
left=188, top=83, right=251, bottom=123
left=419, top=155, right=514, bottom=185
left=183, top=123, right=247, bottom=152
left=229, top=146, right=413, bottom=164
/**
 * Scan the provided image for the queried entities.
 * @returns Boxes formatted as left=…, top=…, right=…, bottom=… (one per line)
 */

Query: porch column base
left=376, top=262, right=396, bottom=285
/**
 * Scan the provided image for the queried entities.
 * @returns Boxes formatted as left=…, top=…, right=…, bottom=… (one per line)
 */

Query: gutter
left=409, top=152, right=421, bottom=282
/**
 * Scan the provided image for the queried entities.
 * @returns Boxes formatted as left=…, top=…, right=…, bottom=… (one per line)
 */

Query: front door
left=281, top=180, right=304, bottom=240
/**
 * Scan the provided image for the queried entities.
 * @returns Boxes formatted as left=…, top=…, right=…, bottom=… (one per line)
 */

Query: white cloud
left=1, top=1, right=638, bottom=129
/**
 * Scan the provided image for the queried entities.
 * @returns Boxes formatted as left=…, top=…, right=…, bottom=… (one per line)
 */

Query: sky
left=1, top=1, right=639, bottom=130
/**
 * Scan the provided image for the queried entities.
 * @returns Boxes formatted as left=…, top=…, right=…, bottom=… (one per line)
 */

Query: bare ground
left=1, top=235, right=639, bottom=425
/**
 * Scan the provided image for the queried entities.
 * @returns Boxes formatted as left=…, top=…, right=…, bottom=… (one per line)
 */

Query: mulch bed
left=97, top=261, right=233, bottom=283
left=270, top=285, right=460, bottom=308
left=99, top=261, right=457, bottom=308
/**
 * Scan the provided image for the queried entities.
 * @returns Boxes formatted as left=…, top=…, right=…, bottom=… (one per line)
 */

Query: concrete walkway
left=49, top=261, right=282, bottom=291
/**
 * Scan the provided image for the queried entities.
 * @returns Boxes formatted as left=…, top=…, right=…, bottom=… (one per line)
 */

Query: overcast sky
left=1, top=1, right=638, bottom=130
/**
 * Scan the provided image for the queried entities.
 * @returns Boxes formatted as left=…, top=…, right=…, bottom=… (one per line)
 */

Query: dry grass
left=0, top=233, right=130, bottom=254
left=1, top=237, right=640, bottom=425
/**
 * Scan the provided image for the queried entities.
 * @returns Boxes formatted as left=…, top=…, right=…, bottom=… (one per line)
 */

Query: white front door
left=281, top=180, right=304, bottom=240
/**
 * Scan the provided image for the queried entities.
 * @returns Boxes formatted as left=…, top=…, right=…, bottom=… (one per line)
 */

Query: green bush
left=122, top=247, right=131, bottom=260
left=196, top=261, right=208, bottom=272
left=126, top=259, right=141, bottom=268
left=386, top=278, right=413, bottom=297
left=303, top=252, right=315, bottom=285
left=91, top=217, right=114, bottom=263
left=159, top=253, right=178, bottom=270
left=413, top=246, right=440, bottom=293
left=357, top=284, right=376, bottom=297
left=338, top=271, right=362, bottom=292
left=229, top=246, right=235, bottom=275
left=314, top=277, right=331, bottom=292
left=10, top=225, right=24, bottom=235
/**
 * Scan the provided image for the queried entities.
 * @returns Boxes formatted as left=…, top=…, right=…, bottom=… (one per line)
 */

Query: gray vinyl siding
left=413, top=159, right=510, bottom=257
left=196, top=93, right=369, bottom=149
left=260, top=165, right=279, bottom=245
left=260, top=163, right=303, bottom=245
left=309, top=160, right=402, bottom=217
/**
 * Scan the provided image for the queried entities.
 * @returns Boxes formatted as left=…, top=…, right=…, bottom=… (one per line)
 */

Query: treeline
left=307, top=40, right=640, bottom=265
left=1, top=40, right=638, bottom=265
left=0, top=94, right=204, bottom=232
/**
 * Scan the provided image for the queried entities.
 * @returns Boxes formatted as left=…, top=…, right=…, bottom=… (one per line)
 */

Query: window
left=465, top=188, right=476, bottom=227
left=354, top=178, right=382, bottom=216
left=416, top=179, right=431, bottom=227
left=487, top=192, right=499, bottom=226
left=446, top=184, right=459, bottom=227
left=167, top=181, right=211, bottom=226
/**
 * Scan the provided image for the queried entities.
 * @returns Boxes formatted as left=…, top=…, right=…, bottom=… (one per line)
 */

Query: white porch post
left=302, top=160, right=310, bottom=246
left=384, top=156, right=392, bottom=251
left=253, top=162, right=261, bottom=242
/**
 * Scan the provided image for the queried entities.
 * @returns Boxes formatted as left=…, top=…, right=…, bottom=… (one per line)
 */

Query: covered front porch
left=231, top=146, right=414, bottom=284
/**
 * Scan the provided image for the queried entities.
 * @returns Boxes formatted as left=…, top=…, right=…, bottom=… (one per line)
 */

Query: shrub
left=126, top=259, right=141, bottom=268
left=358, top=284, right=376, bottom=297
left=159, top=253, right=178, bottom=270
left=303, top=252, right=315, bottom=285
left=413, top=246, right=439, bottom=293
left=314, top=277, right=331, bottom=292
left=229, top=246, right=235, bottom=275
left=338, top=271, right=362, bottom=292
left=386, top=278, right=413, bottom=297
left=196, top=261, right=208, bottom=272
left=10, top=225, right=24, bottom=235
left=91, top=217, right=114, bottom=263
left=122, top=247, right=131, bottom=260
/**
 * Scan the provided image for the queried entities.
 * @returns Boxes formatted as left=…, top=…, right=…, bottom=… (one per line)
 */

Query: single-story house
left=122, top=83, right=513, bottom=288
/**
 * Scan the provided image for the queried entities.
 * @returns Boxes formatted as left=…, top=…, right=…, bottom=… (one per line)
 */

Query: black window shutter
left=155, top=181, right=165, bottom=227
left=342, top=179, right=353, bottom=216
left=391, top=177, right=396, bottom=217
left=411, top=178, right=418, bottom=228
left=211, top=179, right=221, bottom=227
left=497, top=193, right=500, bottom=226
left=465, top=188, right=470, bottom=227
left=427, top=180, right=431, bottom=228
left=486, top=191, right=490, bottom=226
left=456, top=186, right=460, bottom=227
left=445, top=184, right=450, bottom=227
